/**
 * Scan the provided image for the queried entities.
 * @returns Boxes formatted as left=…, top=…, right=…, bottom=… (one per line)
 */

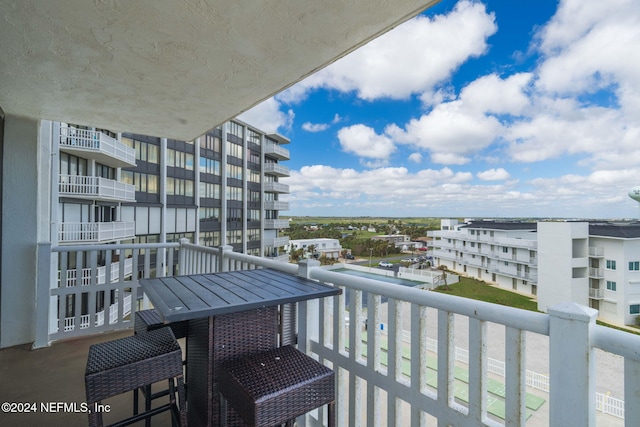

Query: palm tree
left=437, top=265, right=451, bottom=291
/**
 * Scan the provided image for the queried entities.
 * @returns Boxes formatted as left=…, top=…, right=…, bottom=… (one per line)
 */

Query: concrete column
left=1, top=115, right=51, bottom=348
left=548, top=302, right=597, bottom=427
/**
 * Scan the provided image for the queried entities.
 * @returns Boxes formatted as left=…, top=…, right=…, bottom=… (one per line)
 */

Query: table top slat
left=140, top=268, right=341, bottom=323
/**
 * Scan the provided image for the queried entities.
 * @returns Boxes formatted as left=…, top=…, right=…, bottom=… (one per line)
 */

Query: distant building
left=372, top=234, right=410, bottom=244
left=430, top=219, right=640, bottom=326
left=288, top=238, right=342, bottom=259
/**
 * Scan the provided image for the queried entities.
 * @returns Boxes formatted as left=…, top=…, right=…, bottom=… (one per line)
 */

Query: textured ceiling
left=0, top=0, right=439, bottom=140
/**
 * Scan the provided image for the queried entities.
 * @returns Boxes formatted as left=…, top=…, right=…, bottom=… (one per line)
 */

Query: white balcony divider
left=59, top=174, right=135, bottom=202
left=36, top=241, right=640, bottom=426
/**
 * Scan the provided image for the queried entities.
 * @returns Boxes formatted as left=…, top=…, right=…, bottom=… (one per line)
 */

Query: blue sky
left=239, top=0, right=640, bottom=219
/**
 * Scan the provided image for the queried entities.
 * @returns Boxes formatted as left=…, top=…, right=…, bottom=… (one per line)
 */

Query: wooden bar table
left=139, top=268, right=341, bottom=427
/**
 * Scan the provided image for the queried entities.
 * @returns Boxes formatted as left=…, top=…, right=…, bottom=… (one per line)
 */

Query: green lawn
left=432, top=277, right=539, bottom=312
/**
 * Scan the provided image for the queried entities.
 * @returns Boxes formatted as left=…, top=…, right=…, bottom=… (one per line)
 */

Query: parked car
left=345, top=253, right=355, bottom=260
left=378, top=261, right=393, bottom=268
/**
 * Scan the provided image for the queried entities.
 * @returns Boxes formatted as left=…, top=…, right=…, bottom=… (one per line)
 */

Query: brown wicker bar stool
left=219, top=345, right=335, bottom=427
left=85, top=327, right=187, bottom=427
left=133, top=309, right=188, bottom=425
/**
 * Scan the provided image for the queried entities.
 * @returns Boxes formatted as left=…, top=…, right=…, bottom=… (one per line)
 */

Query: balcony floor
left=0, top=330, right=176, bottom=426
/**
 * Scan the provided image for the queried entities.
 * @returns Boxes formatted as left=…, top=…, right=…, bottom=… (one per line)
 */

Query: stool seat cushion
left=85, top=327, right=183, bottom=403
left=219, top=345, right=334, bottom=427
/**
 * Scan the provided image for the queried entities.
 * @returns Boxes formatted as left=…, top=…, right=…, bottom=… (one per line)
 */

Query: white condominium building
left=430, top=219, right=640, bottom=326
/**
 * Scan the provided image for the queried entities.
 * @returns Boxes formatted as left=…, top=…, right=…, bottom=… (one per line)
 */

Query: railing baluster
left=366, top=293, right=381, bottom=427
left=505, top=326, right=526, bottom=426
left=437, top=310, right=455, bottom=427
left=468, top=317, right=487, bottom=422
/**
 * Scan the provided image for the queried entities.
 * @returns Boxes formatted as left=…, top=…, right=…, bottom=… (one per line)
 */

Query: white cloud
left=477, top=168, right=510, bottom=181
left=535, top=0, right=640, bottom=115
left=385, top=99, right=503, bottom=164
left=337, top=124, right=395, bottom=161
left=459, top=73, right=532, bottom=115
left=302, top=122, right=330, bottom=132
left=408, top=153, right=422, bottom=163
left=236, top=98, right=293, bottom=133
left=278, top=0, right=497, bottom=103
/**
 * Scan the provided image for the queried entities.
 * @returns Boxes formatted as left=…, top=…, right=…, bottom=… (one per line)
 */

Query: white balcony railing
left=264, top=200, right=290, bottom=211
left=36, top=241, right=640, bottom=426
left=59, top=175, right=136, bottom=202
left=59, top=127, right=136, bottom=168
left=264, top=181, right=290, bottom=193
left=264, top=235, right=290, bottom=248
left=58, top=258, right=134, bottom=287
left=264, top=140, right=290, bottom=160
left=264, top=218, right=290, bottom=229
left=264, top=163, right=290, bottom=177
left=590, top=288, right=605, bottom=299
left=58, top=221, right=136, bottom=243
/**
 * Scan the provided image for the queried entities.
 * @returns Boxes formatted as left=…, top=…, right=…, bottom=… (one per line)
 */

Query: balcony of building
left=589, top=246, right=605, bottom=258
left=264, top=181, right=290, bottom=193
left=589, top=267, right=605, bottom=279
left=59, top=175, right=136, bottom=203
left=264, top=200, right=290, bottom=211
left=264, top=218, right=291, bottom=230
left=590, top=288, right=605, bottom=300
left=264, top=140, right=291, bottom=160
left=58, top=221, right=136, bottom=244
left=264, top=235, right=290, bottom=248
left=264, top=162, right=290, bottom=177
left=5, top=241, right=636, bottom=426
left=59, top=128, right=136, bottom=169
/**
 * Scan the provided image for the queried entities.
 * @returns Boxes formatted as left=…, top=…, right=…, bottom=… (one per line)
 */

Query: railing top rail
left=218, top=245, right=299, bottom=275
left=309, top=267, right=550, bottom=335
left=592, top=324, right=640, bottom=362
left=51, top=242, right=181, bottom=252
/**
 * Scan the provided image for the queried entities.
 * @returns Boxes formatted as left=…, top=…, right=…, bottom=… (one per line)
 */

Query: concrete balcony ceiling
left=0, top=0, right=439, bottom=141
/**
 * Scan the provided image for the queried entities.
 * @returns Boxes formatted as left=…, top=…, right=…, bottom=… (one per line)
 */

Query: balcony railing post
left=219, top=245, right=233, bottom=272
left=33, top=242, right=52, bottom=349
left=548, top=302, right=598, bottom=427
left=296, top=259, right=320, bottom=355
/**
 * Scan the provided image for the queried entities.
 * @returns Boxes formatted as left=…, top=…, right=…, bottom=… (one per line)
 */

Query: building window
left=167, top=149, right=194, bottom=170
left=122, top=137, right=160, bottom=164
left=227, top=208, right=242, bottom=222
left=606, top=260, right=617, bottom=270
left=502, top=247, right=508, bottom=253
left=226, top=186, right=243, bottom=201
left=228, top=122, right=244, bottom=138
left=166, top=177, right=193, bottom=196
left=199, top=157, right=220, bottom=175
left=199, top=182, right=221, bottom=199
left=226, top=164, right=243, bottom=180
left=226, top=141, right=244, bottom=160
left=247, top=228, right=261, bottom=241
left=199, top=231, right=220, bottom=247
left=248, top=169, right=261, bottom=183
left=248, top=190, right=260, bottom=202
left=226, top=229, right=243, bottom=244
left=247, top=129, right=261, bottom=145
left=248, top=209, right=260, bottom=221
left=630, top=304, right=640, bottom=315
left=122, top=171, right=159, bottom=194
left=606, top=281, right=617, bottom=291
left=630, top=261, right=640, bottom=271
left=201, top=134, right=221, bottom=152
left=199, top=208, right=220, bottom=222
